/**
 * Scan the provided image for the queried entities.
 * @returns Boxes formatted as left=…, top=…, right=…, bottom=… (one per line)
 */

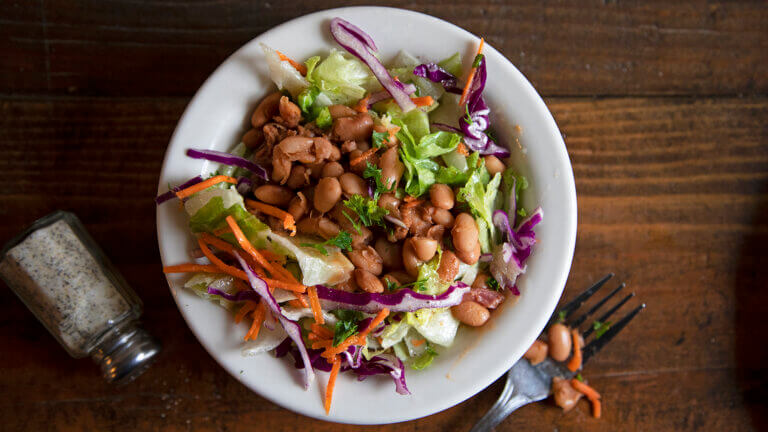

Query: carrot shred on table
left=234, top=301, right=257, bottom=324
left=175, top=175, right=237, bottom=199
left=245, top=301, right=266, bottom=341
left=570, top=379, right=602, bottom=418
left=350, top=148, right=378, bottom=166
left=244, top=199, right=297, bottom=236
left=456, top=142, right=469, bottom=156
left=354, top=95, right=370, bottom=113
left=567, top=328, right=582, bottom=372
left=307, top=285, right=324, bottom=324
left=312, top=324, right=334, bottom=339
left=458, top=37, right=485, bottom=107
left=275, top=50, right=308, bottom=75
left=325, top=356, right=342, bottom=415
left=410, top=96, right=434, bottom=107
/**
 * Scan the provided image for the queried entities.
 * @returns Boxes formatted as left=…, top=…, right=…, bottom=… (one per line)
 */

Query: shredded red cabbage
left=413, top=63, right=461, bottom=93
left=330, top=18, right=416, bottom=113
left=155, top=175, right=203, bottom=204
left=233, top=251, right=315, bottom=389
left=352, top=354, right=410, bottom=395
left=315, top=283, right=470, bottom=313
left=186, top=148, right=268, bottom=179
left=490, top=207, right=543, bottom=294
left=236, top=176, right=253, bottom=196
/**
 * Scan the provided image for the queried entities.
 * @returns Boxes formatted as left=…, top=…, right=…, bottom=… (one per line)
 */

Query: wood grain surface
left=1, top=1, right=766, bottom=431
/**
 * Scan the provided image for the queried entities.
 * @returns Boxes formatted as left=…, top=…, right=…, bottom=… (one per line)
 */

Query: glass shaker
left=0, top=210, right=161, bottom=383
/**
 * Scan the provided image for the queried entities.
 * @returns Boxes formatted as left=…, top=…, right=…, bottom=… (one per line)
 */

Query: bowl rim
left=157, top=5, right=577, bottom=424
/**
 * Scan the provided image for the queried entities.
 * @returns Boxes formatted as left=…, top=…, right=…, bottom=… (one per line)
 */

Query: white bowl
left=157, top=6, right=576, bottom=425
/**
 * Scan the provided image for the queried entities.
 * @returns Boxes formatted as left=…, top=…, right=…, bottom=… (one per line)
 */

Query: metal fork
left=470, top=274, right=645, bottom=432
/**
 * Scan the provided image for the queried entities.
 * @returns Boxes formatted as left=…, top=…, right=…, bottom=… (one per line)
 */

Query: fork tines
left=553, top=273, right=645, bottom=367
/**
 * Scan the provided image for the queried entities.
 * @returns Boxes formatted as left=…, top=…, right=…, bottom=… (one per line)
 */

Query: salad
left=159, top=18, right=542, bottom=414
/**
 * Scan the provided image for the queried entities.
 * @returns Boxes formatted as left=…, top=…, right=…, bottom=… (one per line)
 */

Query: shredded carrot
left=312, top=324, right=334, bottom=339
left=163, top=263, right=227, bottom=275
left=350, top=147, right=378, bottom=166
left=322, top=308, right=391, bottom=358
left=567, top=328, right=582, bottom=372
left=325, top=356, right=342, bottom=414
left=245, top=199, right=296, bottom=236
left=312, top=340, right=333, bottom=350
left=357, top=308, right=390, bottom=340
left=288, top=299, right=304, bottom=308
left=410, top=96, right=434, bottom=107
left=294, top=293, right=310, bottom=308
left=258, top=249, right=285, bottom=263
left=571, top=379, right=602, bottom=418
left=234, top=301, right=257, bottom=324
left=224, top=215, right=296, bottom=285
left=199, top=233, right=235, bottom=253
left=197, top=237, right=248, bottom=280
left=411, top=338, right=426, bottom=347
left=212, top=227, right=231, bottom=236
left=175, top=175, right=237, bottom=199
left=456, top=142, right=469, bottom=156
left=307, top=285, right=324, bottom=325
left=308, top=332, right=321, bottom=341
left=458, top=37, right=485, bottom=107
left=245, top=302, right=266, bottom=341
left=402, top=199, right=423, bottom=209
left=354, top=95, right=370, bottom=113
left=263, top=278, right=307, bottom=293
left=387, top=125, right=400, bottom=141
left=275, top=50, right=308, bottom=75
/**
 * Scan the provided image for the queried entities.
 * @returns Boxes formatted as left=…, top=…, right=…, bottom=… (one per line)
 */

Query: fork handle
left=468, top=392, right=532, bottom=432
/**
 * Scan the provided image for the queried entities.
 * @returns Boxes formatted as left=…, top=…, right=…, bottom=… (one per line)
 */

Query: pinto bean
left=287, top=192, right=308, bottom=221
left=321, top=161, right=345, bottom=178
left=402, top=241, right=423, bottom=277
left=552, top=377, right=583, bottom=412
left=296, top=217, right=340, bottom=240
left=548, top=323, right=573, bottom=362
left=451, top=301, right=490, bottom=327
left=472, top=272, right=491, bottom=290
left=431, top=208, right=454, bottom=227
left=285, top=165, right=310, bottom=189
left=524, top=340, right=549, bottom=365
left=429, top=184, right=454, bottom=210
left=379, top=146, right=404, bottom=190
left=410, top=237, right=438, bottom=262
left=339, top=172, right=368, bottom=196
left=347, top=246, right=383, bottom=275
left=374, top=237, right=402, bottom=270
left=437, top=250, right=459, bottom=282
left=425, top=224, right=445, bottom=241
left=278, top=96, right=301, bottom=128
left=333, top=113, right=374, bottom=142
left=452, top=213, right=479, bottom=252
left=354, top=269, right=384, bottom=293
left=329, top=104, right=357, bottom=119
left=455, top=240, right=481, bottom=265
left=314, top=177, right=342, bottom=213
left=242, top=128, right=264, bottom=148
left=483, top=155, right=506, bottom=177
left=253, top=185, right=293, bottom=207
left=251, top=92, right=282, bottom=128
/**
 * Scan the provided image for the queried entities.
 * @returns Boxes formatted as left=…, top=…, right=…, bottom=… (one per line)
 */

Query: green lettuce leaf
left=456, top=171, right=502, bottom=252
left=308, top=49, right=373, bottom=105
left=438, top=52, right=463, bottom=77
left=185, top=187, right=269, bottom=248
left=396, top=120, right=461, bottom=197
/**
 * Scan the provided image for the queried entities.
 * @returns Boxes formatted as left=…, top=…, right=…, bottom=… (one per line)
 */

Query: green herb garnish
left=576, top=373, right=584, bottom=382
left=487, top=277, right=501, bottom=291
left=300, top=231, right=353, bottom=256
left=472, top=53, right=484, bottom=68
left=593, top=320, right=612, bottom=339
left=343, top=195, right=388, bottom=227
left=385, top=279, right=399, bottom=291
left=363, top=162, right=394, bottom=200
left=371, top=131, right=389, bottom=149
left=331, top=310, right=364, bottom=346
left=557, top=310, right=567, bottom=323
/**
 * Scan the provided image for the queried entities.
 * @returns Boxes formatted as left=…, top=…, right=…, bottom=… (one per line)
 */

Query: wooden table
left=1, top=1, right=766, bottom=430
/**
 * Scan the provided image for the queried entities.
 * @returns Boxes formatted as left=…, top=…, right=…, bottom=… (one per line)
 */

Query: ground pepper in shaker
left=0, top=210, right=161, bottom=384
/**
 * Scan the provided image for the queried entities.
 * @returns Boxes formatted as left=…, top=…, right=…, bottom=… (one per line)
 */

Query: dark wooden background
left=1, top=1, right=766, bottom=430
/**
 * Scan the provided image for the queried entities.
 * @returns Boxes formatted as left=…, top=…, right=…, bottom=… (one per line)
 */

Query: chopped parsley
left=385, top=279, right=399, bottom=291
left=593, top=320, right=612, bottom=339
left=556, top=310, right=567, bottom=323
left=576, top=373, right=584, bottom=382
left=371, top=130, right=389, bottom=149
left=400, top=279, right=428, bottom=292
left=472, top=53, right=484, bottom=68
left=341, top=210, right=363, bottom=234
left=299, top=231, right=353, bottom=256
left=343, top=194, right=388, bottom=228
left=363, top=162, right=394, bottom=200
left=331, top=310, right=364, bottom=346
left=463, top=104, right=473, bottom=125
left=486, top=277, right=501, bottom=291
